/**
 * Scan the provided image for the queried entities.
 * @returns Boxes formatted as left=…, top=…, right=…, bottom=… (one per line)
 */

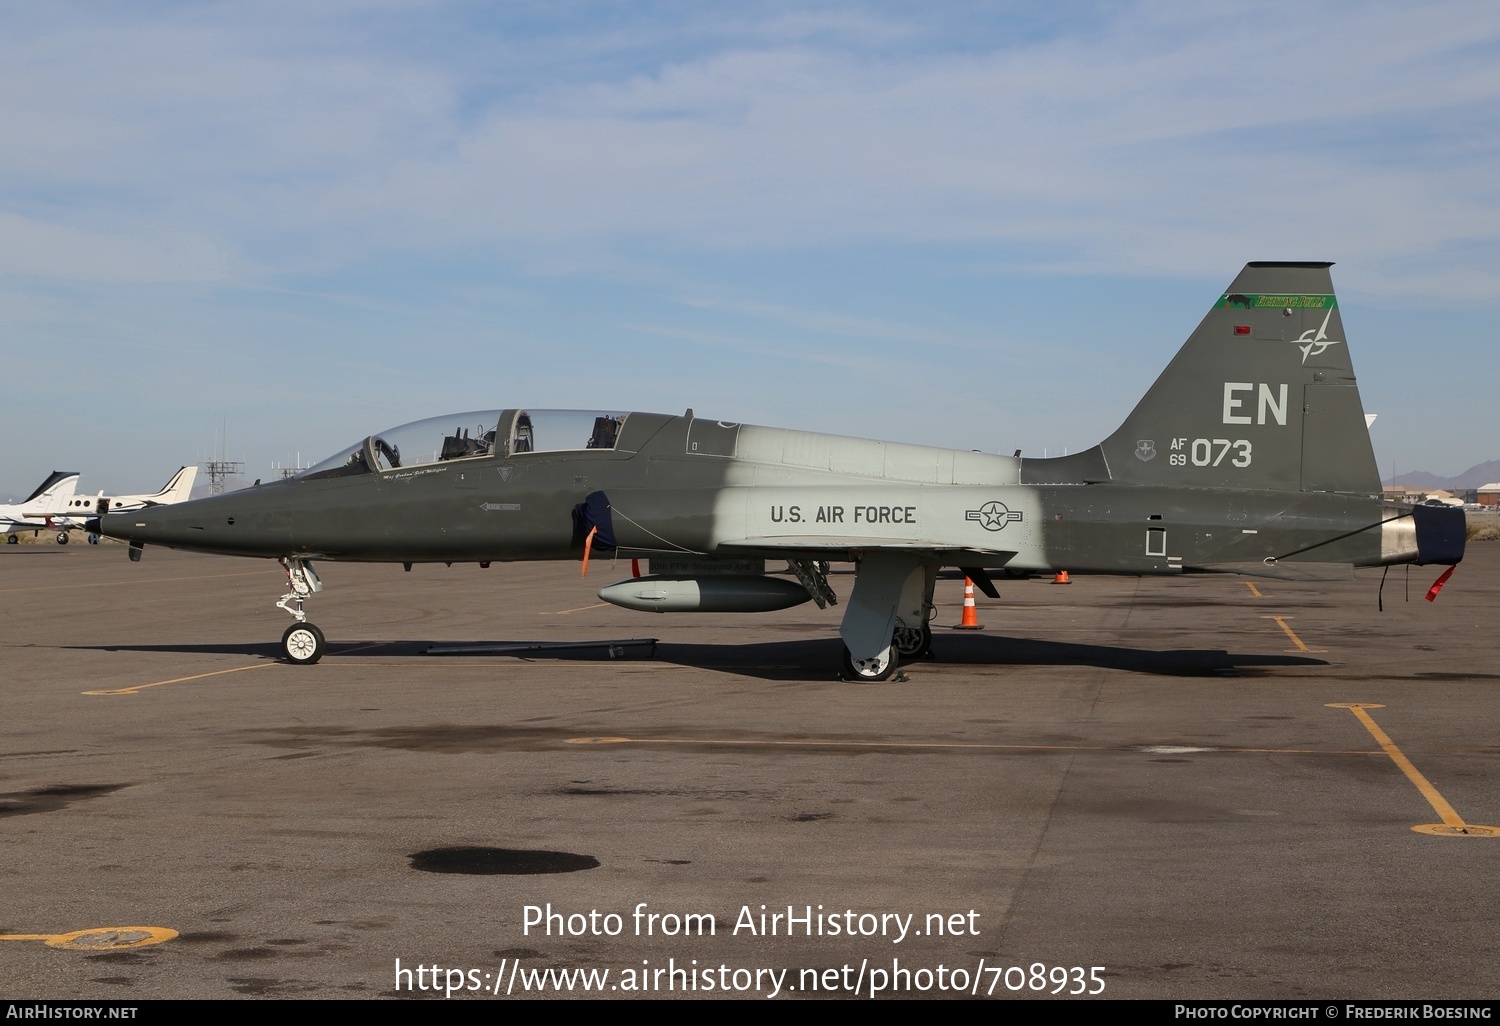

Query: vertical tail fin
left=149, top=466, right=198, bottom=504
left=1098, top=262, right=1379, bottom=495
left=20, top=471, right=80, bottom=516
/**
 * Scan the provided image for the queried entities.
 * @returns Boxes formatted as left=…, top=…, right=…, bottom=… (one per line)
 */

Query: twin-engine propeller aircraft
left=97, top=263, right=1464, bottom=679
left=2, top=471, right=80, bottom=541
left=4, top=467, right=198, bottom=544
left=53, top=466, right=199, bottom=544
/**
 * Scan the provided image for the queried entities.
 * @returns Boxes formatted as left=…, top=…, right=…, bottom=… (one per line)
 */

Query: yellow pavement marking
left=1243, top=582, right=1263, bottom=597
left=85, top=662, right=278, bottom=695
left=1327, top=703, right=1500, bottom=838
left=566, top=735, right=1384, bottom=756
left=85, top=641, right=395, bottom=694
left=0, top=570, right=277, bottom=594
left=539, top=603, right=609, bottom=615
left=0, top=926, right=177, bottom=950
left=1264, top=615, right=1326, bottom=653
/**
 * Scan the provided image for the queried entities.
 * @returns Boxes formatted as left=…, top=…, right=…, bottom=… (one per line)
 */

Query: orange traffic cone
left=954, top=577, right=983, bottom=629
left=1053, top=570, right=1071, bottom=584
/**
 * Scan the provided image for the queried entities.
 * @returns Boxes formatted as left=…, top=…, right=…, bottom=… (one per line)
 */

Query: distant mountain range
left=1385, top=460, right=1500, bottom=491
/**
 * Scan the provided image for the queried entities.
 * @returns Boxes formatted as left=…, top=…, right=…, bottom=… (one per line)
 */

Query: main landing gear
left=891, top=624, right=929, bottom=661
left=837, top=555, right=937, bottom=683
left=276, top=557, right=326, bottom=664
left=842, top=614, right=931, bottom=682
left=842, top=644, right=899, bottom=683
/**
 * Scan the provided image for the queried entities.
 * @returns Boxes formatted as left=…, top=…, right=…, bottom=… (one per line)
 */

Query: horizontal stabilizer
left=1197, top=562, right=1354, bottom=581
left=958, top=567, right=1001, bottom=598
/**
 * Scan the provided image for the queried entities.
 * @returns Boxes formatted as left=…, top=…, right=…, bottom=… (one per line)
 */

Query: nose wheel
left=276, top=557, right=326, bottom=665
left=281, top=622, right=326, bottom=665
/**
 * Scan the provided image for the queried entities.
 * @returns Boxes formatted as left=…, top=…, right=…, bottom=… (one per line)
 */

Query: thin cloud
left=1, top=3, right=1497, bottom=291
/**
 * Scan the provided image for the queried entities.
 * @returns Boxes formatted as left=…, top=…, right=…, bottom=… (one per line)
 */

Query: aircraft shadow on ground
left=654, top=637, right=1326, bottom=681
left=67, top=634, right=1327, bottom=682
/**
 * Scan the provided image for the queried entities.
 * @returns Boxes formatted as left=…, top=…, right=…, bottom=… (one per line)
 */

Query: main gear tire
left=842, top=645, right=898, bottom=683
left=892, top=623, right=932, bottom=660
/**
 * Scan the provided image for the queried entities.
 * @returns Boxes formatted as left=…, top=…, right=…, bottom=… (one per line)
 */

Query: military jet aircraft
left=97, top=262, right=1465, bottom=679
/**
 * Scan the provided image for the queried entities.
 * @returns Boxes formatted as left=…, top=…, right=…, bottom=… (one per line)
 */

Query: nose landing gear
left=276, top=557, right=326, bottom=664
left=281, top=622, right=326, bottom=665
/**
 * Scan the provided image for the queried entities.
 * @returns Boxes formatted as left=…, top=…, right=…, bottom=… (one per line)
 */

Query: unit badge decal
left=1293, top=308, right=1343, bottom=364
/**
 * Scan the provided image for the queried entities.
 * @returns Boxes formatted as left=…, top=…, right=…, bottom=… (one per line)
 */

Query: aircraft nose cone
left=98, top=487, right=297, bottom=557
left=99, top=509, right=154, bottom=544
left=99, top=500, right=198, bottom=547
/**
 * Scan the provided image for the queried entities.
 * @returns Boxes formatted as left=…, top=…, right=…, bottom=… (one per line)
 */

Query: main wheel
left=842, top=644, right=898, bottom=683
left=56, top=532, right=69, bottom=545
left=6, top=534, right=16, bottom=544
left=281, top=622, right=326, bottom=665
left=892, top=622, right=932, bottom=660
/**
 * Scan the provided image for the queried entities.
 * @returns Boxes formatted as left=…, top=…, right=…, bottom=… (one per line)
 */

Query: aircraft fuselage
left=106, top=411, right=1408, bottom=573
left=95, top=263, right=1466, bottom=677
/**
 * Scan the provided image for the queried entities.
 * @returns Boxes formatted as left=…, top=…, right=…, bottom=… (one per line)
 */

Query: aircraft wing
left=719, top=535, right=1017, bottom=558
left=1193, top=561, right=1355, bottom=581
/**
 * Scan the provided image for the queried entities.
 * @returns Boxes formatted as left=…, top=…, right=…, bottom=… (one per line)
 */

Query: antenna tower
left=203, top=419, right=245, bottom=495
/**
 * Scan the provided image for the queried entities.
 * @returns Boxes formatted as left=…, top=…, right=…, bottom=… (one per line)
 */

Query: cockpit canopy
left=299, top=409, right=630, bottom=480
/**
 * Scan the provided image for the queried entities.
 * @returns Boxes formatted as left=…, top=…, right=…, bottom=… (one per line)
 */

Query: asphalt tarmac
left=2, top=542, right=1496, bottom=1000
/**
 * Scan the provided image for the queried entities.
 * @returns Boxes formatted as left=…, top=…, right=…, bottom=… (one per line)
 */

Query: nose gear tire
left=281, top=623, right=326, bottom=665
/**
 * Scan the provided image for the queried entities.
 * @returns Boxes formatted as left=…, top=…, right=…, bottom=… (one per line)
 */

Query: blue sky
left=4, top=1, right=1499, bottom=496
